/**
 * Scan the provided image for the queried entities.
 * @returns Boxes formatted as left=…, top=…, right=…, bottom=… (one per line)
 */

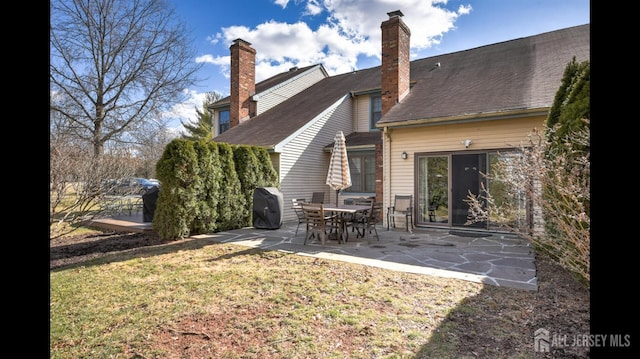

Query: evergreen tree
left=190, top=139, right=220, bottom=234
left=545, top=57, right=590, bottom=153
left=234, top=146, right=261, bottom=227
left=181, top=91, right=223, bottom=140
left=154, top=139, right=199, bottom=239
left=254, top=146, right=280, bottom=188
left=215, top=143, right=247, bottom=231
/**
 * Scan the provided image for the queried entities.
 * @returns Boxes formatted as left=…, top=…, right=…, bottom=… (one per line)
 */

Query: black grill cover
left=142, top=186, right=159, bottom=222
left=252, top=187, right=283, bottom=229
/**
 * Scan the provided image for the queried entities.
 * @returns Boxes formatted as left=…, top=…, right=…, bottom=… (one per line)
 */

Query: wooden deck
left=89, top=214, right=153, bottom=233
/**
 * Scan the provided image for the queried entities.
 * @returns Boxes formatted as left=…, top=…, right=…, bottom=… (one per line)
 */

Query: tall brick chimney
left=229, top=38, right=256, bottom=128
left=380, top=10, right=410, bottom=116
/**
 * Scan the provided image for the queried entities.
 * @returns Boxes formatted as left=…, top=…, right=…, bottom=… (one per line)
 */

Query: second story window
left=370, top=94, right=381, bottom=130
left=218, top=109, right=230, bottom=134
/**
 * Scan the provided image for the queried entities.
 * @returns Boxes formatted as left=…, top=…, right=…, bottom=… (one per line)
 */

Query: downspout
left=383, top=126, right=391, bottom=229
left=350, top=91, right=357, bottom=133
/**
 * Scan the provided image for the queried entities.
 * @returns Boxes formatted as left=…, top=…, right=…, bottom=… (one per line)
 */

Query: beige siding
left=212, top=111, right=221, bottom=137
left=391, top=116, right=546, bottom=153
left=278, top=96, right=352, bottom=221
left=255, top=66, right=327, bottom=115
left=382, top=116, right=546, bottom=226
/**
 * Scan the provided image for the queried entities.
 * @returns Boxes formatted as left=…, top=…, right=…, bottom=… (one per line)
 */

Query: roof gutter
left=375, top=108, right=550, bottom=129
left=209, top=100, right=230, bottom=110
left=323, top=144, right=375, bottom=152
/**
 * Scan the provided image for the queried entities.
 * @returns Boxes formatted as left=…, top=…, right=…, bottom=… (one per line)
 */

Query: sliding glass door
left=417, top=156, right=448, bottom=225
left=416, top=151, right=527, bottom=230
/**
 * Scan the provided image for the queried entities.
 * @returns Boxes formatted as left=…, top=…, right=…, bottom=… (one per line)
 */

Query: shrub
left=154, top=139, right=199, bottom=239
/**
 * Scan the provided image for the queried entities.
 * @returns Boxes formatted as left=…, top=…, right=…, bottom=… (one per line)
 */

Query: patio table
left=321, top=204, right=371, bottom=243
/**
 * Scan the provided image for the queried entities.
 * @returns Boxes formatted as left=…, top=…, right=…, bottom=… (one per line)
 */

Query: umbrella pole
left=336, top=189, right=339, bottom=206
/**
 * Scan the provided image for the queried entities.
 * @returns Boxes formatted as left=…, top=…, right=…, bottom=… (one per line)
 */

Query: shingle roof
left=210, top=64, right=322, bottom=107
left=213, top=66, right=381, bottom=148
left=378, top=24, right=590, bottom=126
left=213, top=24, right=589, bottom=147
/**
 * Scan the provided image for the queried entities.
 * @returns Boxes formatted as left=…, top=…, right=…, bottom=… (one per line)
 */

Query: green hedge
left=153, top=139, right=279, bottom=240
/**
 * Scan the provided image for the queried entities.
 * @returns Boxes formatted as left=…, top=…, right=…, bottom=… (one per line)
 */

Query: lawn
left=50, top=232, right=589, bottom=358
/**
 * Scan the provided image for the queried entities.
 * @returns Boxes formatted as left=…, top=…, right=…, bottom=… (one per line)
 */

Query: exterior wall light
left=462, top=139, right=472, bottom=148
left=401, top=151, right=408, bottom=160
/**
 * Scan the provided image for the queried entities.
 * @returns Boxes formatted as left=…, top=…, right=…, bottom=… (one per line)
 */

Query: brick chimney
left=229, top=38, right=256, bottom=128
left=380, top=10, right=410, bottom=116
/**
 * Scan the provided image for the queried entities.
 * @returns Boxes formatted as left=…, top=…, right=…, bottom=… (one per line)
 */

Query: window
left=218, top=109, right=230, bottom=134
left=347, top=152, right=376, bottom=193
left=370, top=94, right=381, bottom=129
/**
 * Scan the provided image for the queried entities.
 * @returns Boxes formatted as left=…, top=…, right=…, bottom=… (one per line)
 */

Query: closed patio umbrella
left=326, top=131, right=352, bottom=206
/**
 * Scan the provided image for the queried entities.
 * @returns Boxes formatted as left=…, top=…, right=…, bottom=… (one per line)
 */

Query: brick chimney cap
left=387, top=10, right=404, bottom=18
left=232, top=38, right=252, bottom=46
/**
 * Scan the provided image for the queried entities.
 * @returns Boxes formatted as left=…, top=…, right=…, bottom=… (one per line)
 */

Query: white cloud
left=176, top=0, right=471, bottom=126
left=162, top=89, right=207, bottom=133
left=273, top=0, right=289, bottom=8
left=457, top=4, right=472, bottom=16
left=195, top=54, right=229, bottom=66
left=321, top=0, right=471, bottom=52
left=212, top=0, right=470, bottom=80
left=304, top=0, right=323, bottom=15
left=196, top=54, right=232, bottom=88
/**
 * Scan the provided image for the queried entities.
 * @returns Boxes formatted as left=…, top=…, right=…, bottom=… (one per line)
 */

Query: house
left=210, top=10, right=590, bottom=232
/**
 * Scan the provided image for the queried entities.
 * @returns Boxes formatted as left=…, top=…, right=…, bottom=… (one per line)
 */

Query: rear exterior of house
left=211, top=12, right=590, bottom=232
left=376, top=20, right=589, bottom=232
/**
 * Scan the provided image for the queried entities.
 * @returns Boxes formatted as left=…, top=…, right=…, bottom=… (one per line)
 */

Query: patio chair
left=343, top=198, right=374, bottom=237
left=301, top=202, right=338, bottom=245
left=311, top=191, right=325, bottom=204
left=291, top=198, right=307, bottom=235
left=387, top=194, right=414, bottom=232
left=352, top=201, right=382, bottom=241
left=428, top=194, right=441, bottom=222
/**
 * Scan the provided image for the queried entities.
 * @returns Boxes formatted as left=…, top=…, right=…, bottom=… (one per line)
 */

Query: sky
left=165, top=0, right=590, bottom=131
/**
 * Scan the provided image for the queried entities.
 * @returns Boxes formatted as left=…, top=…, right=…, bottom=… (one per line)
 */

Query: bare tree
left=132, top=118, right=178, bottom=179
left=50, top=111, right=139, bottom=239
left=50, top=0, right=203, bottom=157
left=50, top=0, right=198, bottom=237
